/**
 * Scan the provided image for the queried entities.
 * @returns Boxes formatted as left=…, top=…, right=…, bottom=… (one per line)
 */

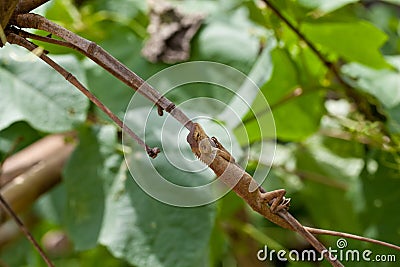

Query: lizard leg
left=260, top=189, right=291, bottom=213
left=211, top=137, right=235, bottom=162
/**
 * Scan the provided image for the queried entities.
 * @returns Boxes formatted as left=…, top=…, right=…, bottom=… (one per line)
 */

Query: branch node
left=165, top=103, right=175, bottom=113
left=157, top=105, right=164, bottom=116
left=65, top=72, right=73, bottom=81
left=87, top=41, right=97, bottom=56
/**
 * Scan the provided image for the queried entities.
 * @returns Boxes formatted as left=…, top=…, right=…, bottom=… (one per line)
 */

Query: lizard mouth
left=197, top=138, right=217, bottom=165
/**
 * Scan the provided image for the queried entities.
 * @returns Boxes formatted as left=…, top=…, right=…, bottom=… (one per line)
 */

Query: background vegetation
left=0, top=0, right=400, bottom=266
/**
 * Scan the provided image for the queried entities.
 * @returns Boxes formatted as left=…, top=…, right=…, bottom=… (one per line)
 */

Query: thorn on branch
left=146, top=146, right=161, bottom=158
left=157, top=105, right=164, bottom=116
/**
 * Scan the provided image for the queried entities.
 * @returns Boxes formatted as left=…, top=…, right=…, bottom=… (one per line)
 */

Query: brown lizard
left=187, top=123, right=294, bottom=230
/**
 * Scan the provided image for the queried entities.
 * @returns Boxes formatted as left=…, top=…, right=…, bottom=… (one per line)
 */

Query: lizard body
left=187, top=123, right=293, bottom=230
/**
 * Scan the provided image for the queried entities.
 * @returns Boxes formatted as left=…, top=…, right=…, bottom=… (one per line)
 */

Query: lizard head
left=187, top=123, right=216, bottom=164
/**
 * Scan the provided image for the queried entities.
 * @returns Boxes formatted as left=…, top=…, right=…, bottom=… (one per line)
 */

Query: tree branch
left=0, top=194, right=55, bottom=267
left=0, top=133, right=74, bottom=267
left=14, top=0, right=50, bottom=15
left=0, top=133, right=71, bottom=267
left=0, top=0, right=19, bottom=44
left=14, top=13, right=194, bottom=130
left=279, top=210, right=344, bottom=266
left=0, top=137, right=73, bottom=221
left=7, top=32, right=161, bottom=158
left=1, top=133, right=73, bottom=186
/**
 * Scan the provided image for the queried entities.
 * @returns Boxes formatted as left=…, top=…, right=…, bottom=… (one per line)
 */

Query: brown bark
left=1, top=133, right=74, bottom=186
left=0, top=0, right=19, bottom=29
left=0, top=134, right=75, bottom=222
left=14, top=0, right=50, bottom=15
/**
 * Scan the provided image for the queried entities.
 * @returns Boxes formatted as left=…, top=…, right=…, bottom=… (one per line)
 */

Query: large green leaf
left=295, top=138, right=363, bottom=232
left=302, top=21, right=388, bottom=68
left=237, top=48, right=324, bottom=142
left=64, top=116, right=217, bottom=265
left=0, top=46, right=89, bottom=132
left=273, top=92, right=324, bottom=141
left=99, top=170, right=215, bottom=267
left=192, top=8, right=262, bottom=74
left=63, top=125, right=118, bottom=250
left=122, top=106, right=242, bottom=203
left=218, top=37, right=276, bottom=129
left=0, top=122, right=40, bottom=156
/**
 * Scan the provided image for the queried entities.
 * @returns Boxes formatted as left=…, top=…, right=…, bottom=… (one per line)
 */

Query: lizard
left=186, top=124, right=400, bottom=257
left=187, top=123, right=294, bottom=230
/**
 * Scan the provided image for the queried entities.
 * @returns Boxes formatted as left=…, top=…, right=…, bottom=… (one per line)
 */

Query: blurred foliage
left=1, top=0, right=400, bottom=266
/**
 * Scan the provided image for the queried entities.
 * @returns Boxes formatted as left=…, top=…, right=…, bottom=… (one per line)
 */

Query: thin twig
left=7, top=32, right=160, bottom=158
left=0, top=193, right=55, bottom=267
left=0, top=133, right=73, bottom=187
left=16, top=28, right=77, bottom=50
left=306, top=227, right=400, bottom=251
left=14, top=13, right=194, bottom=130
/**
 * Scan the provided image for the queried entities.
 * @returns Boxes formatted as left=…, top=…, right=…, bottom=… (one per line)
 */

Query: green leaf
left=218, top=36, right=276, bottom=129
left=123, top=107, right=242, bottom=199
left=298, top=0, right=359, bottom=13
left=322, top=136, right=365, bottom=159
left=63, top=125, right=118, bottom=250
left=0, top=46, right=89, bottom=132
left=237, top=48, right=324, bottom=142
left=382, top=0, right=400, bottom=4
left=302, top=21, right=388, bottom=68
left=192, top=8, right=261, bottom=74
left=0, top=122, right=40, bottom=156
left=99, top=170, right=216, bottom=267
left=243, top=0, right=268, bottom=26
left=360, top=151, right=400, bottom=245
left=44, top=0, right=79, bottom=24
left=273, top=92, right=324, bottom=141
left=295, top=141, right=363, bottom=232
left=341, top=61, right=400, bottom=108
left=62, top=119, right=214, bottom=267
left=341, top=57, right=400, bottom=132
left=91, top=0, right=147, bottom=18
left=386, top=105, right=400, bottom=133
